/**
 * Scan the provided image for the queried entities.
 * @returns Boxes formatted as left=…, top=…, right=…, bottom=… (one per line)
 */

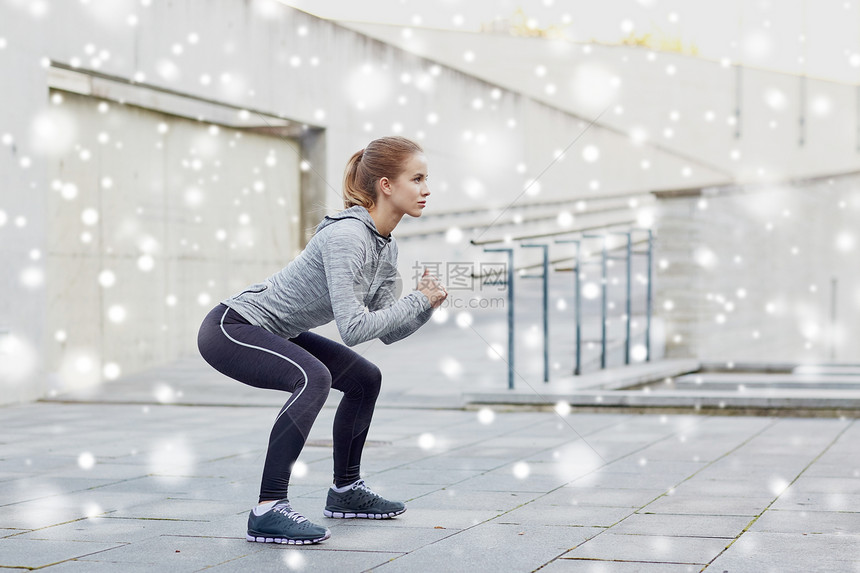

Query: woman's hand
left=417, top=268, right=448, bottom=308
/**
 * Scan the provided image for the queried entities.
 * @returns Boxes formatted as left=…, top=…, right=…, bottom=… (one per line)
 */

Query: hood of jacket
left=316, top=205, right=392, bottom=250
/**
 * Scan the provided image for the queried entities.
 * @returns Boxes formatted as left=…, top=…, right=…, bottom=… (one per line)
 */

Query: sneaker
left=324, top=480, right=406, bottom=519
left=247, top=500, right=331, bottom=544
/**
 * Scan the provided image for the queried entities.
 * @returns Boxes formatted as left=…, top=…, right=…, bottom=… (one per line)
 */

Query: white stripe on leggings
left=219, top=307, right=309, bottom=424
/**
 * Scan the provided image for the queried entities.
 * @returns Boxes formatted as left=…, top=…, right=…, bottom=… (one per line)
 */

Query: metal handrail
left=476, top=226, right=655, bottom=385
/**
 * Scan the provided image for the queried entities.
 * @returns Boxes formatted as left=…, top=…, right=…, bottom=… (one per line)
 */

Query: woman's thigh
left=199, top=304, right=329, bottom=393
left=288, top=331, right=381, bottom=391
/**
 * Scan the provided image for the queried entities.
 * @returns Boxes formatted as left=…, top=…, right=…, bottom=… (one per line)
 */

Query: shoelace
left=273, top=503, right=308, bottom=523
left=352, top=480, right=379, bottom=497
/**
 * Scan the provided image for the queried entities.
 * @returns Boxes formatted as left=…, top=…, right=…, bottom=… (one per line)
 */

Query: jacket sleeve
left=368, top=244, right=435, bottom=345
left=322, top=222, right=432, bottom=347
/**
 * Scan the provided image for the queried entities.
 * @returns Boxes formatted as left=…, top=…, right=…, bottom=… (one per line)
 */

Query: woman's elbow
left=341, top=332, right=362, bottom=347
left=339, top=325, right=366, bottom=347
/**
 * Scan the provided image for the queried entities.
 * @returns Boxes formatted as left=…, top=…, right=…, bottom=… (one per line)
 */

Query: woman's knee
left=332, top=361, right=381, bottom=399
left=304, top=362, right=333, bottom=393
left=362, top=363, right=382, bottom=399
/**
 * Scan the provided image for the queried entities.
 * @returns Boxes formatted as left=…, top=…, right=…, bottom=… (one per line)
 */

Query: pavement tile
left=707, top=552, right=860, bottom=573
left=640, top=494, right=773, bottom=516
left=693, top=461, right=809, bottom=481
left=390, top=455, right=513, bottom=472
left=610, top=512, right=751, bottom=538
left=562, top=532, right=729, bottom=565
left=0, top=471, right=29, bottom=484
left=737, top=439, right=842, bottom=457
left=770, top=491, right=860, bottom=512
left=453, top=470, right=572, bottom=493
left=448, top=444, right=545, bottom=461
left=495, top=501, right=632, bottom=527
left=567, top=471, right=679, bottom=491
left=405, top=488, right=541, bottom=512
left=707, top=531, right=860, bottom=572
left=590, top=447, right=667, bottom=462
left=290, top=484, right=336, bottom=503
left=551, top=487, right=667, bottom=508
left=73, top=534, right=261, bottom=567
left=0, top=499, right=105, bottom=530
left=205, top=547, right=403, bottom=572
left=749, top=509, right=860, bottom=534
left=0, top=538, right=126, bottom=569
left=541, top=559, right=702, bottom=572
left=336, top=507, right=501, bottom=530
left=476, top=435, right=574, bottom=450
left=8, top=512, right=243, bottom=543
left=24, top=559, right=179, bottom=572
left=586, top=431, right=670, bottom=445
left=707, top=452, right=817, bottom=468
left=372, top=523, right=602, bottom=573
left=815, top=448, right=860, bottom=463
left=367, top=467, right=485, bottom=485
left=106, top=498, right=251, bottom=521
left=787, top=476, right=860, bottom=494
left=803, top=462, right=860, bottom=478
left=635, top=443, right=741, bottom=463
left=669, top=477, right=782, bottom=498
left=0, top=477, right=131, bottom=505
left=181, top=480, right=259, bottom=502
left=85, top=475, right=233, bottom=496
left=32, top=490, right=168, bottom=515
left=42, top=463, right=154, bottom=481
left=599, top=459, right=706, bottom=476
left=319, top=521, right=453, bottom=552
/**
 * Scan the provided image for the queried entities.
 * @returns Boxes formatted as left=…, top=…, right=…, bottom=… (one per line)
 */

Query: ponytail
left=342, top=136, right=423, bottom=210
left=343, top=149, right=374, bottom=209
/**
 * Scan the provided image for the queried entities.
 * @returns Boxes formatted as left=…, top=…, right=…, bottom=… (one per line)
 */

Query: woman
left=197, top=136, right=447, bottom=545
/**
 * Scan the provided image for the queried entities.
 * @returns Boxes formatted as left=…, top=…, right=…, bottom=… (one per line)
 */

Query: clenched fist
left=417, top=268, right=448, bottom=308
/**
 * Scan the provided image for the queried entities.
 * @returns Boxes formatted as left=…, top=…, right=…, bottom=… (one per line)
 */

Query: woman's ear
left=378, top=177, right=392, bottom=197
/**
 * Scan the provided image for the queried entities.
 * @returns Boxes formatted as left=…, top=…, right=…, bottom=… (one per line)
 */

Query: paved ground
left=2, top=347, right=860, bottom=572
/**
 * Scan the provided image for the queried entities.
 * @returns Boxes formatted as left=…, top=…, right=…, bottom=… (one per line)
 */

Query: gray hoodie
left=221, top=205, right=434, bottom=346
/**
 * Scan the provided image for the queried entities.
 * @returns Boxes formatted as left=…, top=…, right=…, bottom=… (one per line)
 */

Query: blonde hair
left=343, top=136, right=423, bottom=210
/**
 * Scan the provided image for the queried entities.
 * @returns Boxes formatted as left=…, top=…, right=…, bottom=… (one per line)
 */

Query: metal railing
left=476, top=227, right=654, bottom=389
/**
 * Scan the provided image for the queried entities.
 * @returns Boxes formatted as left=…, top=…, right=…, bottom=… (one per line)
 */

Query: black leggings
left=197, top=303, right=382, bottom=502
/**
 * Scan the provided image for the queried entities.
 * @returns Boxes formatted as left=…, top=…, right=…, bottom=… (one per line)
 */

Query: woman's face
left=385, top=153, right=430, bottom=218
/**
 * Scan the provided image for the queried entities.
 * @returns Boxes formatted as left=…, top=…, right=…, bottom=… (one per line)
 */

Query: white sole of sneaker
left=323, top=508, right=405, bottom=519
left=246, top=530, right=331, bottom=544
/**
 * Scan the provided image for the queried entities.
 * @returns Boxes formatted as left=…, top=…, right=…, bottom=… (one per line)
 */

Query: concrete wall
left=655, top=173, right=860, bottom=364
left=598, top=52, right=860, bottom=183
left=3, top=0, right=848, bottom=403
left=43, top=90, right=301, bottom=395
left=1, top=0, right=724, bottom=404
left=346, top=22, right=860, bottom=184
